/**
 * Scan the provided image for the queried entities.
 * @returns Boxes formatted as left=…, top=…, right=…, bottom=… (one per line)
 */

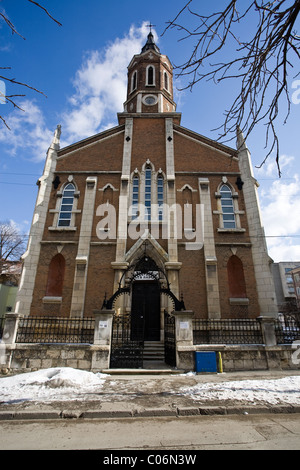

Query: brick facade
left=16, top=32, right=278, bottom=326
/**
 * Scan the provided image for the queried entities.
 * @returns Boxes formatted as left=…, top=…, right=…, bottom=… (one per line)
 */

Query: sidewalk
left=1, top=369, right=300, bottom=420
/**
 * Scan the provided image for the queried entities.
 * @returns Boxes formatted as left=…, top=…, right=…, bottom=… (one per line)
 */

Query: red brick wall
left=30, top=115, right=260, bottom=320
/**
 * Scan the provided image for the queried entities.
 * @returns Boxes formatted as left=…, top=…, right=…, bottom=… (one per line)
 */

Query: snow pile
left=179, top=376, right=300, bottom=405
left=0, top=368, right=108, bottom=404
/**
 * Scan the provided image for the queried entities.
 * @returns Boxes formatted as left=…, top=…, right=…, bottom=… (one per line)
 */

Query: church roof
left=141, top=31, right=161, bottom=54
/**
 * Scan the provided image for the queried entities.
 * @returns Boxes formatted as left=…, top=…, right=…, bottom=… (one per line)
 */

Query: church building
left=15, top=31, right=278, bottom=343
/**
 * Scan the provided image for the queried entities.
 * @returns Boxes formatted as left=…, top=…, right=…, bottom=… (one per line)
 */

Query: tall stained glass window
left=220, top=184, right=236, bottom=229
left=58, top=183, right=75, bottom=227
left=145, top=168, right=152, bottom=221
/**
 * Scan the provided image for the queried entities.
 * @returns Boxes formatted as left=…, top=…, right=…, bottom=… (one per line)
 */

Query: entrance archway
left=104, top=255, right=184, bottom=368
left=102, top=254, right=185, bottom=313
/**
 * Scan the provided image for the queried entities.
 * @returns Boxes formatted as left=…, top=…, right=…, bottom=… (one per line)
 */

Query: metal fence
left=275, top=317, right=300, bottom=345
left=110, top=313, right=144, bottom=368
left=193, top=318, right=264, bottom=345
left=0, top=316, right=4, bottom=340
left=7, top=314, right=300, bottom=347
left=15, top=317, right=95, bottom=344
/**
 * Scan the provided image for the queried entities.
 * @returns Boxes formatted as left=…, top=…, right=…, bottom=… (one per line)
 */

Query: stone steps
left=143, top=341, right=165, bottom=361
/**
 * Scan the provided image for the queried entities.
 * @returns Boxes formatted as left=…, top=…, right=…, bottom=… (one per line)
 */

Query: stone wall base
left=0, top=344, right=110, bottom=374
left=193, top=345, right=300, bottom=372
left=1, top=343, right=299, bottom=374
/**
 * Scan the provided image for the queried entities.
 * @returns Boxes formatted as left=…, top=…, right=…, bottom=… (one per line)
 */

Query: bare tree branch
left=163, top=0, right=300, bottom=176
left=27, top=0, right=62, bottom=27
left=0, top=1, right=62, bottom=129
left=0, top=221, right=26, bottom=274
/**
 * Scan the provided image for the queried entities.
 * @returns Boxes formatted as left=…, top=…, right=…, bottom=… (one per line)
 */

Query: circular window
left=143, top=95, right=157, bottom=106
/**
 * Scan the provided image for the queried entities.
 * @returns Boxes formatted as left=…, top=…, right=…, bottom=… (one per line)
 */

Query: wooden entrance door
left=131, top=281, right=161, bottom=341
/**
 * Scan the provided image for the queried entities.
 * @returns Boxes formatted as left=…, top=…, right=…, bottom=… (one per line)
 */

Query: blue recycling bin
left=195, top=352, right=217, bottom=373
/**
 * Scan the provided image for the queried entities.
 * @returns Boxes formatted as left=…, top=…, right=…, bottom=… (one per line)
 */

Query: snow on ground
left=0, top=368, right=299, bottom=406
left=179, top=375, right=300, bottom=405
left=0, top=368, right=108, bottom=404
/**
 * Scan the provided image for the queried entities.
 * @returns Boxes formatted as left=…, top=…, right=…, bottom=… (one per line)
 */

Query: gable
left=173, top=125, right=239, bottom=173
left=56, top=125, right=125, bottom=172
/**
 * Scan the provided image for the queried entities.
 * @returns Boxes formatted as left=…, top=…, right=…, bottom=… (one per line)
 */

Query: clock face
left=144, top=95, right=156, bottom=105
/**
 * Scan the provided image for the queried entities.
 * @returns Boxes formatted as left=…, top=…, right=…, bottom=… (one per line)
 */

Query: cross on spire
left=141, top=23, right=160, bottom=54
left=146, top=23, right=156, bottom=33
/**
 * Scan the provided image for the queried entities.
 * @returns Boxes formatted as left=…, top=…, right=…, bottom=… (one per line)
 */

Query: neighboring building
left=291, top=266, right=300, bottom=309
left=272, top=262, right=300, bottom=307
left=0, top=261, right=22, bottom=318
left=15, top=31, right=278, bottom=341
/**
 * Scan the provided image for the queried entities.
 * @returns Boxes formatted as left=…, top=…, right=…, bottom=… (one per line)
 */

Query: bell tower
left=123, top=30, right=177, bottom=114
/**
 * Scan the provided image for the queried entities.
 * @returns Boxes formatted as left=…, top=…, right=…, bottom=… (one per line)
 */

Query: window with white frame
left=130, top=164, right=165, bottom=222
left=220, top=184, right=236, bottom=229
left=157, top=174, right=164, bottom=221
left=145, top=167, right=152, bottom=220
left=164, top=71, right=169, bottom=91
left=58, top=183, right=75, bottom=227
left=146, top=65, right=155, bottom=86
left=131, top=175, right=139, bottom=220
left=131, top=71, right=137, bottom=92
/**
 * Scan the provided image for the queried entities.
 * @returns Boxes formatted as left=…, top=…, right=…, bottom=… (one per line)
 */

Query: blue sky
left=0, top=0, right=299, bottom=262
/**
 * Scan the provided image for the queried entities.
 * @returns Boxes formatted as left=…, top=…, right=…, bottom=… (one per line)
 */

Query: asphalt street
left=0, top=370, right=300, bottom=451
left=0, top=413, right=299, bottom=450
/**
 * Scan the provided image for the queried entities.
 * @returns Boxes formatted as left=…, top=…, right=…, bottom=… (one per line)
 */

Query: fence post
left=92, top=309, right=114, bottom=370
left=0, top=313, right=23, bottom=371
left=1, top=312, right=23, bottom=345
left=173, top=310, right=194, bottom=370
left=258, top=316, right=277, bottom=347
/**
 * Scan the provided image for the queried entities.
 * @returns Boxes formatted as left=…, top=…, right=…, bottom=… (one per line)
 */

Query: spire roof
left=141, top=31, right=161, bottom=54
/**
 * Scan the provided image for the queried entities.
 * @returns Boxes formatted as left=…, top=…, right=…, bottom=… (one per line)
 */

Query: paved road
left=1, top=413, right=299, bottom=451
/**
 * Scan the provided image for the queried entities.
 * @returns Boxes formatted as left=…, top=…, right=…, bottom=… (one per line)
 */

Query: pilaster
left=199, top=178, right=221, bottom=319
left=165, top=118, right=178, bottom=265
left=70, top=176, right=97, bottom=317
left=15, top=126, right=61, bottom=316
left=237, top=127, right=278, bottom=318
left=115, top=119, right=133, bottom=262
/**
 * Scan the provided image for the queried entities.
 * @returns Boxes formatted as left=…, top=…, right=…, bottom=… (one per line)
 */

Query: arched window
left=58, top=183, right=75, bottom=227
left=145, top=167, right=152, bottom=220
left=147, top=66, right=154, bottom=86
left=220, top=184, right=236, bottom=229
left=157, top=175, right=164, bottom=221
left=131, top=175, right=139, bottom=220
left=46, top=254, right=65, bottom=297
left=131, top=71, right=137, bottom=92
left=164, top=72, right=169, bottom=91
left=227, top=255, right=247, bottom=298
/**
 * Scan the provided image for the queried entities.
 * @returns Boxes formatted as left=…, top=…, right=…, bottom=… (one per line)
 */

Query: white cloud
left=62, top=22, right=152, bottom=143
left=0, top=22, right=153, bottom=157
left=257, top=158, right=300, bottom=262
left=256, top=154, right=295, bottom=179
left=0, top=99, right=53, bottom=161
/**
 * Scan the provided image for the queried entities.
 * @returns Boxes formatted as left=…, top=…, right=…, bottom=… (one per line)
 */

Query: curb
left=0, top=404, right=300, bottom=421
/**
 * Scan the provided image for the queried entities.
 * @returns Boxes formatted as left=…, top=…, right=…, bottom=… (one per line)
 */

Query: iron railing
left=110, top=313, right=144, bottom=368
left=15, top=317, right=95, bottom=344
left=9, top=314, right=300, bottom=347
left=0, top=316, right=4, bottom=340
left=275, top=317, right=300, bottom=345
left=193, top=318, right=264, bottom=345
